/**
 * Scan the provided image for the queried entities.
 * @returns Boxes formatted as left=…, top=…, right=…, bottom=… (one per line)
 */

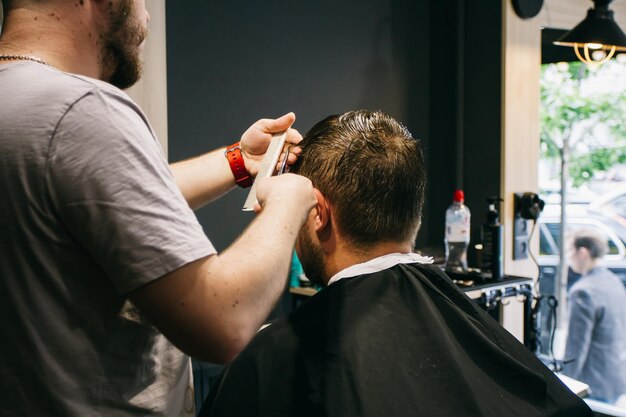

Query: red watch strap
left=225, top=142, right=254, bottom=188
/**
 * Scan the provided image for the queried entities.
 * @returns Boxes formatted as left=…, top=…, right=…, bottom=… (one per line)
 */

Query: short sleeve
left=46, top=88, right=216, bottom=293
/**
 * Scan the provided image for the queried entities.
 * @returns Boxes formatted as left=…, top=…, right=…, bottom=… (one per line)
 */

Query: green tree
left=541, top=61, right=626, bottom=187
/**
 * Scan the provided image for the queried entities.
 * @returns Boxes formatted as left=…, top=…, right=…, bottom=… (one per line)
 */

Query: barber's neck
left=0, top=3, right=101, bottom=79
left=322, top=240, right=414, bottom=285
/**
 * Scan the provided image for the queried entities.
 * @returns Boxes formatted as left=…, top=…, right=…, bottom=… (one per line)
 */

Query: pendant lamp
left=553, top=0, right=626, bottom=66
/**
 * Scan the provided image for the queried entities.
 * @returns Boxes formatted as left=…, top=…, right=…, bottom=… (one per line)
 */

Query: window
left=539, top=52, right=626, bottom=406
left=539, top=223, right=558, bottom=256
left=608, top=195, right=626, bottom=219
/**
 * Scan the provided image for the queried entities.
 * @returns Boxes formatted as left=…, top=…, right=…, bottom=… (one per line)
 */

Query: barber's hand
left=240, top=112, right=303, bottom=177
left=253, top=174, right=316, bottom=224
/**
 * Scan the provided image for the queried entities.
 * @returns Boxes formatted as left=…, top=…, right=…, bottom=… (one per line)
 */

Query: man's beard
left=100, top=0, right=147, bottom=89
left=296, top=230, right=327, bottom=287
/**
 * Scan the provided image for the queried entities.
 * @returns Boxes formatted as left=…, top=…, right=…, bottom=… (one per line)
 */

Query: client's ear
left=312, top=189, right=330, bottom=232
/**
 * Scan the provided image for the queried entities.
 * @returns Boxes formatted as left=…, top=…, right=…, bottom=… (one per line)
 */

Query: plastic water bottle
left=444, top=189, right=471, bottom=272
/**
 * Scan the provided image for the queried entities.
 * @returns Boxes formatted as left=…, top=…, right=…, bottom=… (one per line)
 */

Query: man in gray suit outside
left=564, top=229, right=626, bottom=404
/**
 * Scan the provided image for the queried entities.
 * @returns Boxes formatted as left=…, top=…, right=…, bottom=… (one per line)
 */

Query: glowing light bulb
left=574, top=43, right=616, bottom=66
left=586, top=43, right=603, bottom=50
left=592, top=50, right=607, bottom=60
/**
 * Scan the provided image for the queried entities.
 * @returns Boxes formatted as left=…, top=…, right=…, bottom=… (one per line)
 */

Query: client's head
left=291, top=110, right=426, bottom=285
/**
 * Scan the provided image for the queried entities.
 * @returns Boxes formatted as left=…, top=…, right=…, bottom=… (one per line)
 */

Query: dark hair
left=572, top=229, right=608, bottom=259
left=292, top=110, right=426, bottom=247
left=1, top=0, right=17, bottom=15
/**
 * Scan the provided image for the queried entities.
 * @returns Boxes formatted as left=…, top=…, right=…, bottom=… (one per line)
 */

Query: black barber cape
left=200, top=263, right=591, bottom=417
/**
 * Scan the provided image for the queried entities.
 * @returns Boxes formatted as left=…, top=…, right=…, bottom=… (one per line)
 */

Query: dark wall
left=166, top=0, right=503, bottom=260
left=166, top=0, right=430, bottom=251
left=462, top=2, right=503, bottom=264
left=423, top=1, right=503, bottom=262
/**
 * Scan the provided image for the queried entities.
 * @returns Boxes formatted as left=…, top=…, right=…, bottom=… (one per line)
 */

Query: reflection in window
left=539, top=56, right=626, bottom=408
left=541, top=221, right=619, bottom=256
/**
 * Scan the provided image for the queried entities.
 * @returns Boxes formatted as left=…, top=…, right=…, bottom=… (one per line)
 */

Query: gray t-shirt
left=0, top=62, right=216, bottom=416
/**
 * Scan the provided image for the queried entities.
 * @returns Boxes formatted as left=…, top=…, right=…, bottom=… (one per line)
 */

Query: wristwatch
left=225, top=142, right=254, bottom=188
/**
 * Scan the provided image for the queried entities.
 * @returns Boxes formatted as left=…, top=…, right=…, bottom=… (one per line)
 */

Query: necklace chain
left=0, top=54, right=48, bottom=66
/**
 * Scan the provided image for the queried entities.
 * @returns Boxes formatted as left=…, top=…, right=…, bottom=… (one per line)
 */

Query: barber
left=0, top=0, right=316, bottom=416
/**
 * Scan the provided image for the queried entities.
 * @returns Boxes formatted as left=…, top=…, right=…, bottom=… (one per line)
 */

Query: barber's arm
left=169, top=112, right=302, bottom=210
left=129, top=173, right=317, bottom=364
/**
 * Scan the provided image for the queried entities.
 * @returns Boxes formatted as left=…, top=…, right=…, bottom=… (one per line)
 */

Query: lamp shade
left=554, top=4, right=626, bottom=51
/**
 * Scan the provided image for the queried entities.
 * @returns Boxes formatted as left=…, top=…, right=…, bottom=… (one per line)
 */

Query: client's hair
left=571, top=229, right=609, bottom=260
left=292, top=110, right=426, bottom=248
left=2, top=0, right=36, bottom=13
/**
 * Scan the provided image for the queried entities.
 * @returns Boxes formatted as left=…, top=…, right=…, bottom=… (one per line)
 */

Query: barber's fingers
left=286, top=146, right=302, bottom=160
left=253, top=113, right=302, bottom=148
left=256, top=112, right=296, bottom=135
left=240, top=113, right=301, bottom=160
left=275, top=146, right=303, bottom=172
left=254, top=174, right=316, bottom=221
left=285, top=127, right=302, bottom=146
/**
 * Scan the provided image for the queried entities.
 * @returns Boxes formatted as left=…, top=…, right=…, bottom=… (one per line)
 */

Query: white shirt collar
left=327, top=252, right=433, bottom=286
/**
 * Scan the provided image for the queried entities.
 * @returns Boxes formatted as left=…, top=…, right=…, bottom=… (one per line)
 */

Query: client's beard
left=297, top=232, right=327, bottom=287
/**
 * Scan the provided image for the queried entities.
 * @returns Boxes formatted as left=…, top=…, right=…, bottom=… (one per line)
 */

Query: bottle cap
left=453, top=189, right=464, bottom=203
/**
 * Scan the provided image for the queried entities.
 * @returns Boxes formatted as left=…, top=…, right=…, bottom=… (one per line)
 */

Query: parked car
left=588, top=183, right=626, bottom=227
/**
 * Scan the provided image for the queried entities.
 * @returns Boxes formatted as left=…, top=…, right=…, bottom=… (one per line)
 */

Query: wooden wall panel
left=500, top=0, right=542, bottom=340
left=127, top=0, right=168, bottom=157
